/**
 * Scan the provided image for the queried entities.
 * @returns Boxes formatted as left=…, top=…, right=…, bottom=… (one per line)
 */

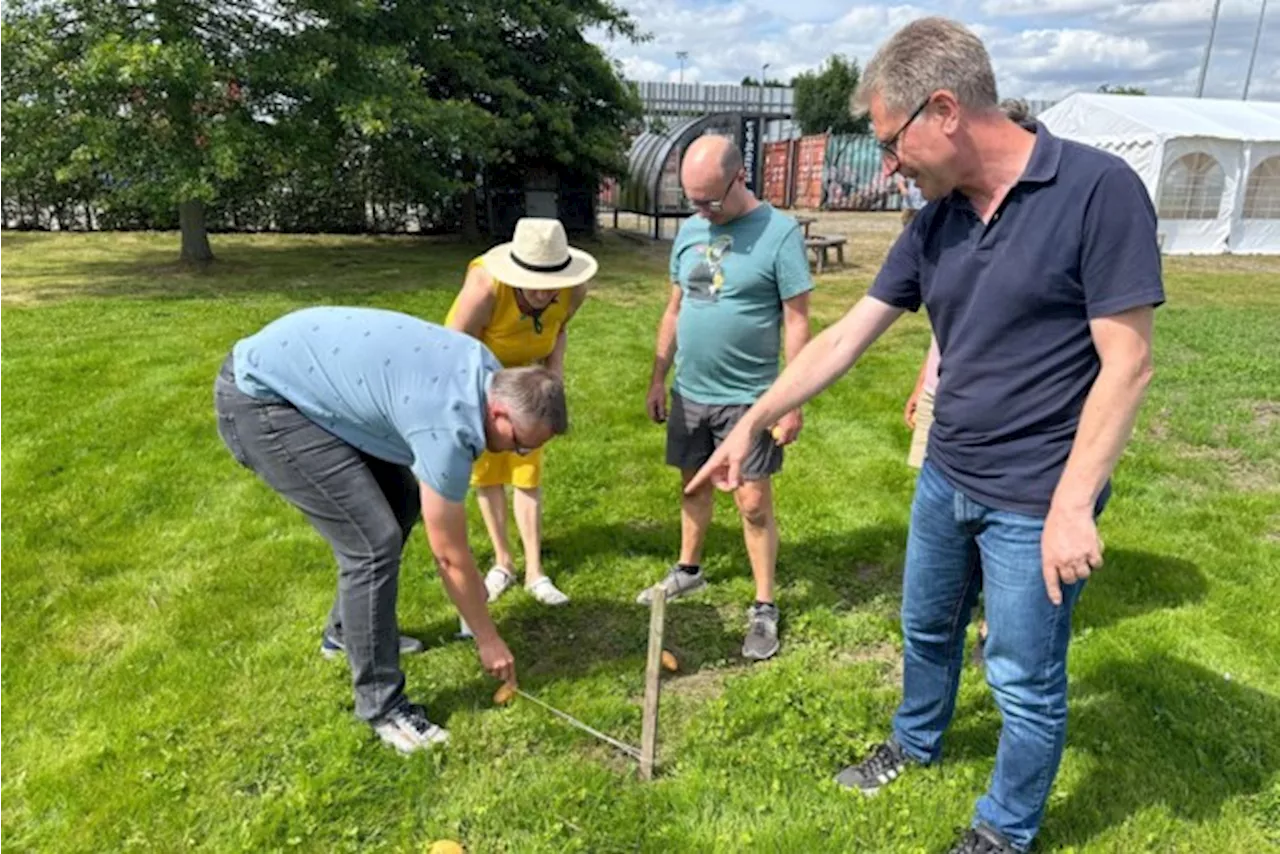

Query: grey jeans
left=214, top=356, right=419, bottom=722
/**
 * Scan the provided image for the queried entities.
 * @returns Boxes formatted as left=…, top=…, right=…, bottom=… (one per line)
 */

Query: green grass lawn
left=2, top=227, right=1278, bottom=853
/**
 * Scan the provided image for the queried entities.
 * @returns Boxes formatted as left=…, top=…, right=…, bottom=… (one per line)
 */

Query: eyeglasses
left=509, top=421, right=534, bottom=456
left=688, top=172, right=740, bottom=213
left=878, top=95, right=933, bottom=173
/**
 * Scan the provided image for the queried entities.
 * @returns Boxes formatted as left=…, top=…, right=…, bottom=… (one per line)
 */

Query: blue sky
left=588, top=0, right=1279, bottom=101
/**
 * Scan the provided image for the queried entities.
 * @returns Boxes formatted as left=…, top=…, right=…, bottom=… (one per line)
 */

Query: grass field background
left=2, top=219, right=1278, bottom=852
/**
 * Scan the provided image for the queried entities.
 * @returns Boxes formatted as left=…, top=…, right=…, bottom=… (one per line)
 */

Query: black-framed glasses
left=878, top=95, right=932, bottom=172
left=510, top=421, right=534, bottom=456
left=688, top=171, right=740, bottom=212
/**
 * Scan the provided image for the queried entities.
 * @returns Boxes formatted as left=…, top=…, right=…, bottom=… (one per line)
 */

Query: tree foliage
left=791, top=55, right=869, bottom=136
left=1, top=0, right=643, bottom=261
left=1097, top=84, right=1148, bottom=95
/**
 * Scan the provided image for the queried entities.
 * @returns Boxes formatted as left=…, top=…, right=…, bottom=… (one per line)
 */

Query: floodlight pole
left=1243, top=0, right=1269, bottom=100
left=1195, top=0, right=1223, bottom=98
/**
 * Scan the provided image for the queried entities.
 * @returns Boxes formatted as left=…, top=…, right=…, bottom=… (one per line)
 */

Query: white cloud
left=592, top=0, right=1278, bottom=102
left=981, top=0, right=1116, bottom=17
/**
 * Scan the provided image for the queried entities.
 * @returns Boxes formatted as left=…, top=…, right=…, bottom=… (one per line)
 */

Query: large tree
left=404, top=1, right=645, bottom=234
left=0, top=0, right=494, bottom=263
left=792, top=55, right=869, bottom=136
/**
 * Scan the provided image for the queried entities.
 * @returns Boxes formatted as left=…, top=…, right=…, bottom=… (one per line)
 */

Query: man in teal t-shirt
left=641, top=134, right=814, bottom=661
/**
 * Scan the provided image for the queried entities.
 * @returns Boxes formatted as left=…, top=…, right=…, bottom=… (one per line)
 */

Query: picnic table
left=805, top=234, right=847, bottom=274
left=795, top=215, right=817, bottom=239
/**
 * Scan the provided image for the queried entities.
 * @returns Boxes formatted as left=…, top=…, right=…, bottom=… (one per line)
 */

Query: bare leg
left=475, top=485, right=515, bottom=571
left=680, top=469, right=715, bottom=566
left=735, top=478, right=777, bottom=603
left=512, top=486, right=544, bottom=584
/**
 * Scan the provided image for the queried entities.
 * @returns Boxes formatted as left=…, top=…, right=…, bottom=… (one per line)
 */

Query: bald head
left=683, top=134, right=742, bottom=183
left=681, top=134, right=752, bottom=223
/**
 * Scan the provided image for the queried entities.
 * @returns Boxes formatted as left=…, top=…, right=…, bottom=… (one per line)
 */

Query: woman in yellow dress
left=446, top=218, right=597, bottom=608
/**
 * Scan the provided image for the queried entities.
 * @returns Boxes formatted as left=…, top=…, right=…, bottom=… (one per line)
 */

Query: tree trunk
left=179, top=199, right=214, bottom=265
left=460, top=184, right=479, bottom=241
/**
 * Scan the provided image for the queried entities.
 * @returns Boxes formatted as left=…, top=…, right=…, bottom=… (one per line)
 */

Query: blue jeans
left=892, top=461, right=1088, bottom=851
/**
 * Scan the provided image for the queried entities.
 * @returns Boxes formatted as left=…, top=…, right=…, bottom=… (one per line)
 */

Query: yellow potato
left=427, top=842, right=464, bottom=854
left=493, top=682, right=517, bottom=706
left=661, top=650, right=679, bottom=672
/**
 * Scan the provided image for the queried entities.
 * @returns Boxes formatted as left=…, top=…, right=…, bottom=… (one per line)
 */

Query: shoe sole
left=742, top=639, right=780, bottom=661
left=636, top=577, right=707, bottom=604
left=376, top=730, right=450, bottom=754
left=832, top=764, right=905, bottom=796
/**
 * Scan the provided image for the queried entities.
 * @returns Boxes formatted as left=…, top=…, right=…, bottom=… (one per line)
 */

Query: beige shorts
left=907, top=387, right=935, bottom=469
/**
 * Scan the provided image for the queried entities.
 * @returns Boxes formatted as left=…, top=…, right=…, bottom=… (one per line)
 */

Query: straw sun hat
left=480, top=217, right=599, bottom=291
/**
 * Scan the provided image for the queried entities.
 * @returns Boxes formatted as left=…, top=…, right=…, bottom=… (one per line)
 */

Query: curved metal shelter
left=611, top=113, right=750, bottom=238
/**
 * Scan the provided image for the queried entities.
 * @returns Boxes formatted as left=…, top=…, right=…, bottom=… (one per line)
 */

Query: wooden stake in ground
left=640, top=584, right=667, bottom=781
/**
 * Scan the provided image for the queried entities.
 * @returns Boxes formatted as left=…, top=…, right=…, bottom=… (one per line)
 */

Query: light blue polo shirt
left=233, top=306, right=499, bottom=502
left=670, top=203, right=814, bottom=405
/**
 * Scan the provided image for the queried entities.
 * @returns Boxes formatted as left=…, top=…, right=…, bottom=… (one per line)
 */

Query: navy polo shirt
left=870, top=124, right=1165, bottom=516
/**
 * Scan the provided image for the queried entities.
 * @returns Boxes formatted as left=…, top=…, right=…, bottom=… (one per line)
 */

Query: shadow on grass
left=1044, top=653, right=1280, bottom=848
left=545, top=519, right=911, bottom=613
left=6, top=238, right=484, bottom=303
left=2, top=231, right=665, bottom=304
left=1072, top=547, right=1209, bottom=631
left=419, top=595, right=740, bottom=719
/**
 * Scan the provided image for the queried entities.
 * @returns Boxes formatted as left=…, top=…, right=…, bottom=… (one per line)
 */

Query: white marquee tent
left=1038, top=93, right=1280, bottom=255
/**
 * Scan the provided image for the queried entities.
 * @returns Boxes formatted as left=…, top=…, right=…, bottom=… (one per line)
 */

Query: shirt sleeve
left=774, top=223, right=815, bottom=301
left=868, top=219, right=924, bottom=312
left=1079, top=166, right=1166, bottom=319
left=406, top=429, right=474, bottom=503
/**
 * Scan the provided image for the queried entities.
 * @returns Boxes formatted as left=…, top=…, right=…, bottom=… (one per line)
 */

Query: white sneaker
left=484, top=566, right=518, bottom=602
left=456, top=617, right=474, bottom=639
left=527, top=576, right=570, bottom=606
left=372, top=703, right=450, bottom=754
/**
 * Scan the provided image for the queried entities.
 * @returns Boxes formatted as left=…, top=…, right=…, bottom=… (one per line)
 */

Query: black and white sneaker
left=946, top=825, right=1019, bottom=854
left=833, top=739, right=914, bottom=795
left=372, top=703, right=450, bottom=754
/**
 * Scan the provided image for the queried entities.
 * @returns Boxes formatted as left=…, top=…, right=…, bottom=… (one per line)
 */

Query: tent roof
left=1039, top=93, right=1280, bottom=143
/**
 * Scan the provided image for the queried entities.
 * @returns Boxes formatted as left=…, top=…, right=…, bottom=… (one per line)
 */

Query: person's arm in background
left=545, top=284, right=589, bottom=378
left=447, top=264, right=497, bottom=339
left=770, top=221, right=815, bottom=445
left=646, top=284, right=682, bottom=423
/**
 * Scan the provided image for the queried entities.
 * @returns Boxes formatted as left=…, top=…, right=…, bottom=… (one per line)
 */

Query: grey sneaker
left=321, top=633, right=425, bottom=660
left=742, top=602, right=780, bottom=661
left=636, top=565, right=707, bottom=604
left=834, top=739, right=914, bottom=795
left=372, top=702, right=450, bottom=754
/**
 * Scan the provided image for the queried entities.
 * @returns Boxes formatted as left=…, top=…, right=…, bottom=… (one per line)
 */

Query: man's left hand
left=771, top=409, right=803, bottom=446
left=1041, top=503, right=1104, bottom=606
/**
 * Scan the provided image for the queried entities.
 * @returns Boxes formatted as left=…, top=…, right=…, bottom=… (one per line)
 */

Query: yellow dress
left=445, top=257, right=574, bottom=489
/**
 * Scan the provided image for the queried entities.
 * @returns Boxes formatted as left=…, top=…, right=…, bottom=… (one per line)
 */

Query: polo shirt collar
left=1019, top=121, right=1062, bottom=185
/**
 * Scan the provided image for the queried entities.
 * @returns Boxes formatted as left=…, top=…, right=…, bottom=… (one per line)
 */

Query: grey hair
left=999, top=98, right=1031, bottom=124
left=851, top=17, right=998, bottom=118
left=490, top=366, right=568, bottom=435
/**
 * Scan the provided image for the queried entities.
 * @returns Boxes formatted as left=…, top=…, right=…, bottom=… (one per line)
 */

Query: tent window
left=1158, top=152, right=1225, bottom=220
left=1243, top=156, right=1280, bottom=219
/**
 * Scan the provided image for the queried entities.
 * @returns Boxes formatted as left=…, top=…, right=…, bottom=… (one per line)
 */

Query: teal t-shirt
left=670, top=204, right=814, bottom=405
left=233, top=306, right=499, bottom=503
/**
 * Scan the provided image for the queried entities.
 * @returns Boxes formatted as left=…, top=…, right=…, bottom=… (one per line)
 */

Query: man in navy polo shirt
left=686, top=17, right=1162, bottom=854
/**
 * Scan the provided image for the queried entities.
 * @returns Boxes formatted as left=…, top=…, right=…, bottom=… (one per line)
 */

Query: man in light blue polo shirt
left=687, top=18, right=1162, bottom=854
left=641, top=133, right=812, bottom=662
left=214, top=306, right=568, bottom=753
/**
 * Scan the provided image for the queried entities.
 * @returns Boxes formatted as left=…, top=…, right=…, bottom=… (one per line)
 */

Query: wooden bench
left=805, top=235, right=847, bottom=273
